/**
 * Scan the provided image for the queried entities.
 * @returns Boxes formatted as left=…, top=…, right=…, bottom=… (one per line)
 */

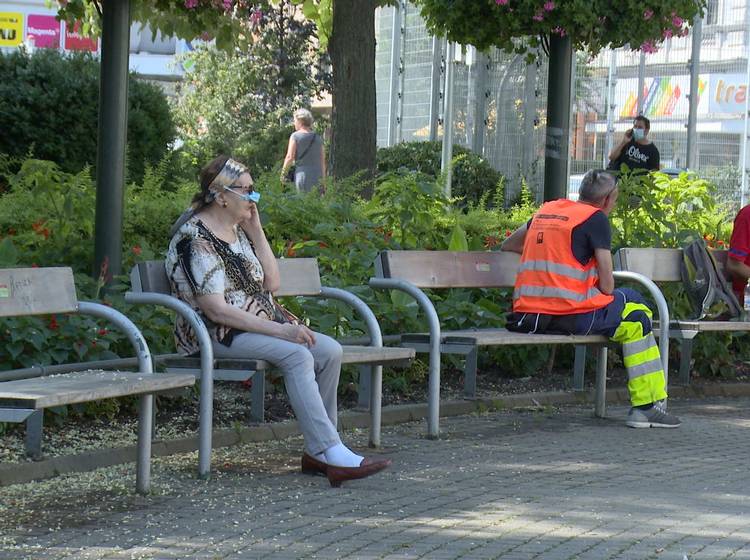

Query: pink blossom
left=543, top=1, right=555, bottom=10
left=532, top=11, right=544, bottom=21
left=643, top=9, right=653, bottom=20
left=640, top=40, right=658, bottom=54
left=672, top=15, right=683, bottom=26
left=249, top=9, right=263, bottom=24
left=663, top=29, right=673, bottom=39
left=552, top=26, right=566, bottom=37
left=223, top=0, right=233, bottom=10
left=680, top=27, right=690, bottom=37
left=184, top=0, right=198, bottom=8
left=496, top=0, right=509, bottom=5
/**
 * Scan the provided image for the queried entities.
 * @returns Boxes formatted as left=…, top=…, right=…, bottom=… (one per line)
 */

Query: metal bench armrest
left=319, top=286, right=384, bottom=347
left=124, top=291, right=214, bottom=478
left=612, top=270, right=670, bottom=380
left=369, top=277, right=441, bottom=438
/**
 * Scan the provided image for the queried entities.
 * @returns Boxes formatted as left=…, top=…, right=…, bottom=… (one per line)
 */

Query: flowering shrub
left=414, top=0, right=706, bottom=56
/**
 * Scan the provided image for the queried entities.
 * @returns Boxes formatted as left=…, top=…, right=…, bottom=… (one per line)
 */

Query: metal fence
left=375, top=0, right=750, bottom=210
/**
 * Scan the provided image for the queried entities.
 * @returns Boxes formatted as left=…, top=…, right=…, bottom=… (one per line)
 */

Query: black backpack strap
left=294, top=133, right=317, bottom=164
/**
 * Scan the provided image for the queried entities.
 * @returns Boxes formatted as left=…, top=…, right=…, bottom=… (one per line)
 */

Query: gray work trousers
left=212, top=331, right=343, bottom=455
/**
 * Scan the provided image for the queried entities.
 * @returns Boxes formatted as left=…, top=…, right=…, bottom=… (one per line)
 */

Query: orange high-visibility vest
left=513, top=199, right=614, bottom=315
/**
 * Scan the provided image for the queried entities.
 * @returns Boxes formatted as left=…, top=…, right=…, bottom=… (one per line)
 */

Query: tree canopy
left=413, top=0, right=707, bottom=56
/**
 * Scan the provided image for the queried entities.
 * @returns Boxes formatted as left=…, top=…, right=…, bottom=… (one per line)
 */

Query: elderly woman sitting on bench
left=166, top=155, right=391, bottom=486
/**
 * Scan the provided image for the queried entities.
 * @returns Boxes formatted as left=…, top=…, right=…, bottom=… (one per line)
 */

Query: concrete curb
left=2, top=381, right=749, bottom=487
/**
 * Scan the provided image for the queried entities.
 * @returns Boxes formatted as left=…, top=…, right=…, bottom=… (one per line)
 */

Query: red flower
left=505, top=229, right=512, bottom=238
left=132, top=246, right=142, bottom=256
left=7, top=227, right=16, bottom=236
left=48, top=316, right=59, bottom=331
left=98, top=328, right=108, bottom=336
left=31, top=263, right=39, bottom=268
left=318, top=242, right=329, bottom=249
left=483, top=235, right=500, bottom=248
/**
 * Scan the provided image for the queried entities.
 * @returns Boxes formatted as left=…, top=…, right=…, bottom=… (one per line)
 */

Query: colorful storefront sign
left=0, top=12, right=23, bottom=47
left=64, top=21, right=98, bottom=52
left=26, top=14, right=61, bottom=49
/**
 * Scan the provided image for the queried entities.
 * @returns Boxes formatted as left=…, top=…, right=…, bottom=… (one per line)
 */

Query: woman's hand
left=280, top=323, right=316, bottom=347
left=240, top=203, right=263, bottom=235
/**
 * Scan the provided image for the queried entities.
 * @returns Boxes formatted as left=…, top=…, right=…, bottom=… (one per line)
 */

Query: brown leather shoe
left=301, top=452, right=328, bottom=476
left=326, top=456, right=392, bottom=488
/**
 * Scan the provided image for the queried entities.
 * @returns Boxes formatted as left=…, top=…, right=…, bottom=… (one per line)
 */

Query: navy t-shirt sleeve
left=571, top=210, right=611, bottom=266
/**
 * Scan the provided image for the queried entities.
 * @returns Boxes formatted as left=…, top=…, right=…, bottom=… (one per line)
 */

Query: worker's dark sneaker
left=626, top=402, right=681, bottom=428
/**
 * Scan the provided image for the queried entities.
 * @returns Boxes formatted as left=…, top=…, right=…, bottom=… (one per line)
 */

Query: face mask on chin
left=632, top=128, right=645, bottom=141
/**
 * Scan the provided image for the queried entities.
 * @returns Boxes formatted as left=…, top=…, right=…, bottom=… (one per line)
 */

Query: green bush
left=376, top=141, right=505, bottom=207
left=0, top=48, right=175, bottom=184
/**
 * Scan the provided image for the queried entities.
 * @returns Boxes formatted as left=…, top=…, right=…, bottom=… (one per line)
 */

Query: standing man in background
left=608, top=116, right=660, bottom=172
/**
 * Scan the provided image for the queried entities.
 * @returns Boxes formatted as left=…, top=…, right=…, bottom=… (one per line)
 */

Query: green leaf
left=448, top=223, right=468, bottom=251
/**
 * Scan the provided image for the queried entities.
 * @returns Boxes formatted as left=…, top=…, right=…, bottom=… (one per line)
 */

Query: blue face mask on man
left=224, top=186, right=261, bottom=203
left=632, top=128, right=645, bottom=141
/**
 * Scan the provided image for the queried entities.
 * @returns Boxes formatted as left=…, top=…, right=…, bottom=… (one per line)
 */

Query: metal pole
left=604, top=50, right=617, bottom=167
left=94, top=0, right=130, bottom=280
left=470, top=51, right=489, bottom=155
left=567, top=49, right=576, bottom=188
left=686, top=16, right=702, bottom=169
left=636, top=51, right=646, bottom=115
left=394, top=1, right=407, bottom=143
left=441, top=41, right=456, bottom=197
left=741, top=19, right=750, bottom=207
left=428, top=37, right=443, bottom=142
left=522, top=55, right=538, bottom=190
left=543, top=35, right=573, bottom=201
left=386, top=4, right=402, bottom=147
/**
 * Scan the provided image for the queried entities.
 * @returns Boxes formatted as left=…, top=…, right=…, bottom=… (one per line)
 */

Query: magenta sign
left=26, top=14, right=60, bottom=49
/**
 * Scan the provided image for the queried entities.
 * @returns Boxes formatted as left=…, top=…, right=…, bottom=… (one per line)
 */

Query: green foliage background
left=0, top=49, right=175, bottom=185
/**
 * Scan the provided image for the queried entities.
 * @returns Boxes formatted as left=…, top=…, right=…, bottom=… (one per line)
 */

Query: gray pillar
left=543, top=35, right=572, bottom=201
left=441, top=42, right=456, bottom=197
left=470, top=50, right=488, bottom=155
left=386, top=4, right=403, bottom=147
left=94, top=0, right=130, bottom=280
left=521, top=57, right=538, bottom=183
left=603, top=50, right=618, bottom=167
left=428, top=37, right=443, bottom=142
left=686, top=16, right=702, bottom=169
left=636, top=52, right=646, bottom=115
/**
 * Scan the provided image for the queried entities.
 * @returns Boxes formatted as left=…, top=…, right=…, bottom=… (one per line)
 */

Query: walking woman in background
left=282, top=108, right=326, bottom=193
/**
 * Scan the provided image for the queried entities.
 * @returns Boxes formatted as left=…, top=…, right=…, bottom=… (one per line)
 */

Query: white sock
left=323, top=443, right=364, bottom=467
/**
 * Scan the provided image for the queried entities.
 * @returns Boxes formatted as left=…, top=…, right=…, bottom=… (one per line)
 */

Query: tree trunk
left=330, top=0, right=377, bottom=194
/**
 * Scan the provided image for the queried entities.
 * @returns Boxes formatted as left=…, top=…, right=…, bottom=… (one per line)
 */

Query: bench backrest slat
left=0, top=267, right=78, bottom=317
left=133, top=258, right=322, bottom=297
left=614, top=248, right=729, bottom=282
left=375, top=250, right=520, bottom=288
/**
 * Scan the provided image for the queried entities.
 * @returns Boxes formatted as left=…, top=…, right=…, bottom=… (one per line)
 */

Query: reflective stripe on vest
left=518, top=259, right=600, bottom=282
left=513, top=285, right=609, bottom=302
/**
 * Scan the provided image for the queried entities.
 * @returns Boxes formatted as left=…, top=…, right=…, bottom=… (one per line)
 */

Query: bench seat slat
left=402, top=328, right=608, bottom=346
left=340, top=345, right=415, bottom=364
left=656, top=320, right=750, bottom=332
left=0, top=371, right=195, bottom=409
left=166, top=346, right=416, bottom=371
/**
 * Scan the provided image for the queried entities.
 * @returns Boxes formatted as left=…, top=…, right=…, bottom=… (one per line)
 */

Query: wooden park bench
left=369, top=250, right=670, bottom=438
left=614, top=247, right=750, bottom=384
left=125, top=258, right=414, bottom=479
left=0, top=267, right=195, bottom=494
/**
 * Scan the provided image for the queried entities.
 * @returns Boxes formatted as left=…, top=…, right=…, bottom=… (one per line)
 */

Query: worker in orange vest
left=501, top=169, right=680, bottom=428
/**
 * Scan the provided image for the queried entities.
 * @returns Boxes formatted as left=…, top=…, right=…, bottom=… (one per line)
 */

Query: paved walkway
left=1, top=397, right=749, bottom=560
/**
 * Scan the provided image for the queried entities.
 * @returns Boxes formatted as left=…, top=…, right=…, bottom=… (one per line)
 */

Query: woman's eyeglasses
left=224, top=185, right=260, bottom=203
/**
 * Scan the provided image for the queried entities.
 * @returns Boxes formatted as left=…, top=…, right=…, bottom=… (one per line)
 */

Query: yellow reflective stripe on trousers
left=628, top=371, right=668, bottom=407
left=621, top=333, right=667, bottom=406
left=610, top=302, right=653, bottom=343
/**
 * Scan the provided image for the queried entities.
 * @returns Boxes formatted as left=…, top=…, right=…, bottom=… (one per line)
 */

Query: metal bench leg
left=25, top=410, right=43, bottom=460
left=357, top=365, right=371, bottom=410
left=573, top=345, right=586, bottom=391
left=136, top=394, right=153, bottom=494
left=678, top=338, right=693, bottom=386
left=369, top=365, right=383, bottom=448
left=249, top=372, right=265, bottom=423
left=463, top=348, right=478, bottom=399
left=594, top=346, right=608, bottom=418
